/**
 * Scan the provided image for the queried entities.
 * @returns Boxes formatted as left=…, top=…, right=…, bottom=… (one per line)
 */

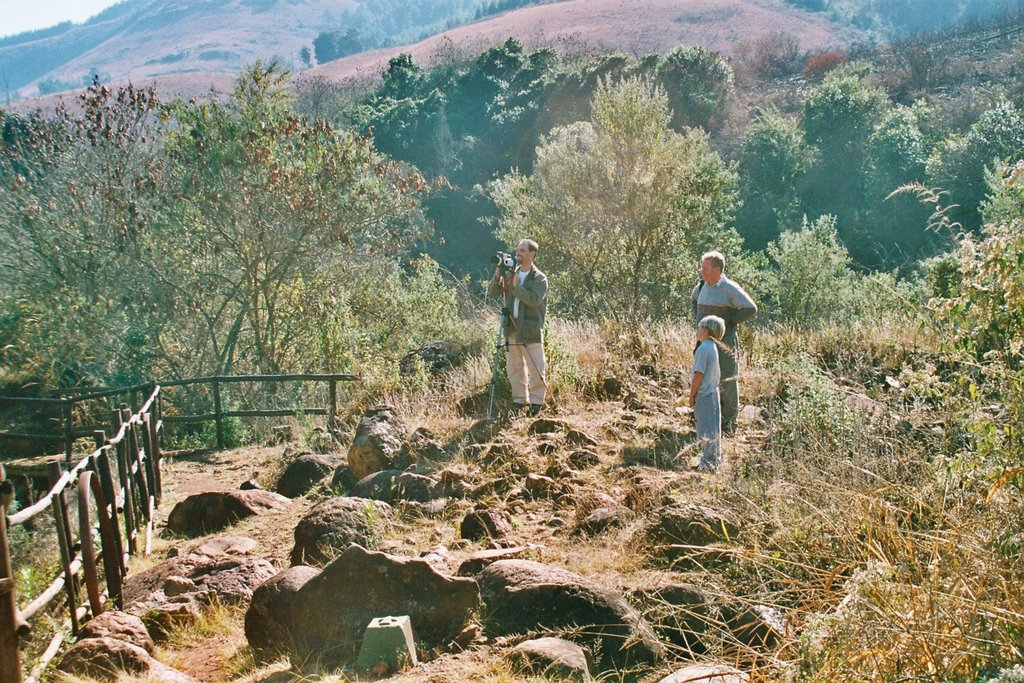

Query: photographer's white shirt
left=513, top=269, right=529, bottom=318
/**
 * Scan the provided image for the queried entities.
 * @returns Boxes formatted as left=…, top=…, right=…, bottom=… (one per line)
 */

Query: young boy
left=689, top=315, right=727, bottom=471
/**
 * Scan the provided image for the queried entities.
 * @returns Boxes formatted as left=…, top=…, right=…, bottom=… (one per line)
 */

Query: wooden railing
left=0, top=382, right=154, bottom=463
left=0, top=374, right=357, bottom=457
left=159, top=373, right=357, bottom=450
left=0, top=385, right=163, bottom=683
left=0, top=373, right=358, bottom=681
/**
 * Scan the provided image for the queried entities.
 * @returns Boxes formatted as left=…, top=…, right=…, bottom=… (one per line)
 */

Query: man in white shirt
left=487, top=239, right=549, bottom=416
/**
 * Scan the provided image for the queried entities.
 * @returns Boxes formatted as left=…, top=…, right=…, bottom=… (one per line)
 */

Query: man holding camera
left=488, top=238, right=548, bottom=416
left=691, top=250, right=757, bottom=435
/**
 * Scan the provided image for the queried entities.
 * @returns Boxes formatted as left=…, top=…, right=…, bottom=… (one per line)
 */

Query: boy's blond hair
left=698, top=315, right=726, bottom=340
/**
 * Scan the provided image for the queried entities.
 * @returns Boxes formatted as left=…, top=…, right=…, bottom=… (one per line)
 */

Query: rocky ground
left=55, top=361, right=787, bottom=683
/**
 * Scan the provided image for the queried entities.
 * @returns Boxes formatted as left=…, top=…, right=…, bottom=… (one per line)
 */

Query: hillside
left=13, top=317, right=1022, bottom=682
left=307, top=0, right=850, bottom=83
left=4, top=0, right=854, bottom=106
left=1, top=0, right=358, bottom=100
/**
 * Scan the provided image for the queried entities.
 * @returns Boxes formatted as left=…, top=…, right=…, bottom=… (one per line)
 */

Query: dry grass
left=50, top=316, right=1024, bottom=682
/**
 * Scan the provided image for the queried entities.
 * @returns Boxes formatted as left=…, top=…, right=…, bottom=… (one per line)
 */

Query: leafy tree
left=492, top=77, right=739, bottom=322
left=158, top=61, right=434, bottom=376
left=926, top=98, right=1024, bottom=232
left=656, top=45, right=735, bottom=131
left=858, top=101, right=938, bottom=263
left=313, top=28, right=364, bottom=64
left=764, top=215, right=854, bottom=327
left=0, top=80, right=165, bottom=385
left=736, top=109, right=811, bottom=248
left=800, top=64, right=890, bottom=259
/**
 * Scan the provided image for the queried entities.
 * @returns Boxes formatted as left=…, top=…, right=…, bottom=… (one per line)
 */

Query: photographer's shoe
left=529, top=403, right=543, bottom=417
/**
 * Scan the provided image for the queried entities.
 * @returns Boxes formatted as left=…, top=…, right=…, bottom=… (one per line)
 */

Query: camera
left=495, top=251, right=516, bottom=276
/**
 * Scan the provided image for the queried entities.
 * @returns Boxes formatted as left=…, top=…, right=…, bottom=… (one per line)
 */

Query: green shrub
left=926, top=99, right=1024, bottom=232
left=657, top=45, right=735, bottom=131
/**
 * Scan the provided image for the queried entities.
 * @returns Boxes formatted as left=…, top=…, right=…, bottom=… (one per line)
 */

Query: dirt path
left=140, top=389, right=769, bottom=681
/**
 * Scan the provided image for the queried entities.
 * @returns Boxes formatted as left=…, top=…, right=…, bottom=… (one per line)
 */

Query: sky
left=0, top=0, right=123, bottom=38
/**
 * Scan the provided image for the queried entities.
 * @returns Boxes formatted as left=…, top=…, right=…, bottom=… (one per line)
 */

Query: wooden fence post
left=47, top=463, right=80, bottom=638
left=112, top=409, right=137, bottom=556
left=146, top=410, right=162, bottom=504
left=0, top=504, right=22, bottom=683
left=63, top=398, right=74, bottom=464
left=93, top=431, right=126, bottom=592
left=329, top=379, right=338, bottom=427
left=213, top=378, right=225, bottom=450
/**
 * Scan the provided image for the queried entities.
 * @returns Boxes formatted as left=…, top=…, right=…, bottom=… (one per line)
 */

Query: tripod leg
left=486, top=317, right=506, bottom=422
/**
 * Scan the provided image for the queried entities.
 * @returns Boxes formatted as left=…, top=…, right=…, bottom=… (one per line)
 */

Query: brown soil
left=139, top=369, right=769, bottom=681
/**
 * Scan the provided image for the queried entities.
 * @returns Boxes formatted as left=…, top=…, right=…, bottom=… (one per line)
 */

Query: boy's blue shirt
left=692, top=339, right=721, bottom=397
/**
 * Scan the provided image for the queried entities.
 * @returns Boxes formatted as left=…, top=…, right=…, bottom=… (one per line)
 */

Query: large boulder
left=476, top=559, right=665, bottom=668
left=287, top=545, right=480, bottom=660
left=165, top=490, right=290, bottom=537
left=57, top=636, right=195, bottom=682
left=289, top=496, right=395, bottom=567
left=244, top=565, right=320, bottom=659
left=276, top=452, right=339, bottom=498
left=347, top=406, right=406, bottom=479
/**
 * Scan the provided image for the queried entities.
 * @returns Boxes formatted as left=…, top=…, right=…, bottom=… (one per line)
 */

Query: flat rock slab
left=166, top=490, right=290, bottom=536
left=191, top=535, right=259, bottom=557
left=124, top=551, right=276, bottom=636
left=456, top=546, right=528, bottom=576
left=477, top=559, right=664, bottom=668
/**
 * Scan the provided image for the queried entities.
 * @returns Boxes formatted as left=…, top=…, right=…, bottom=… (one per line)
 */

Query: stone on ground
left=289, top=496, right=395, bottom=566
left=165, top=490, right=290, bottom=536
left=476, top=559, right=665, bottom=668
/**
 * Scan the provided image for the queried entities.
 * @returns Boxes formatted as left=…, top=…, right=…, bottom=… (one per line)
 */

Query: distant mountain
left=0, top=0, right=334, bottom=99
left=307, top=0, right=852, bottom=85
left=3, top=0, right=854, bottom=105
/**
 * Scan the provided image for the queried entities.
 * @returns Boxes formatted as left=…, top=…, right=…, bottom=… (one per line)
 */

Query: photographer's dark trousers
left=507, top=332, right=546, bottom=406
left=721, top=333, right=740, bottom=434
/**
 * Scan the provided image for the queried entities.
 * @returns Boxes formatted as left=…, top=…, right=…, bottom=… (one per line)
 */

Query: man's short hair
left=701, top=251, right=725, bottom=271
left=521, top=238, right=539, bottom=254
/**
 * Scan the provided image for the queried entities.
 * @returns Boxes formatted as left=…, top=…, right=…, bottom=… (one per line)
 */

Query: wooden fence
left=0, top=373, right=357, bottom=681
left=158, top=373, right=357, bottom=450
left=0, top=382, right=154, bottom=464
left=0, top=384, right=163, bottom=683
left=0, top=373, right=357, bottom=459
